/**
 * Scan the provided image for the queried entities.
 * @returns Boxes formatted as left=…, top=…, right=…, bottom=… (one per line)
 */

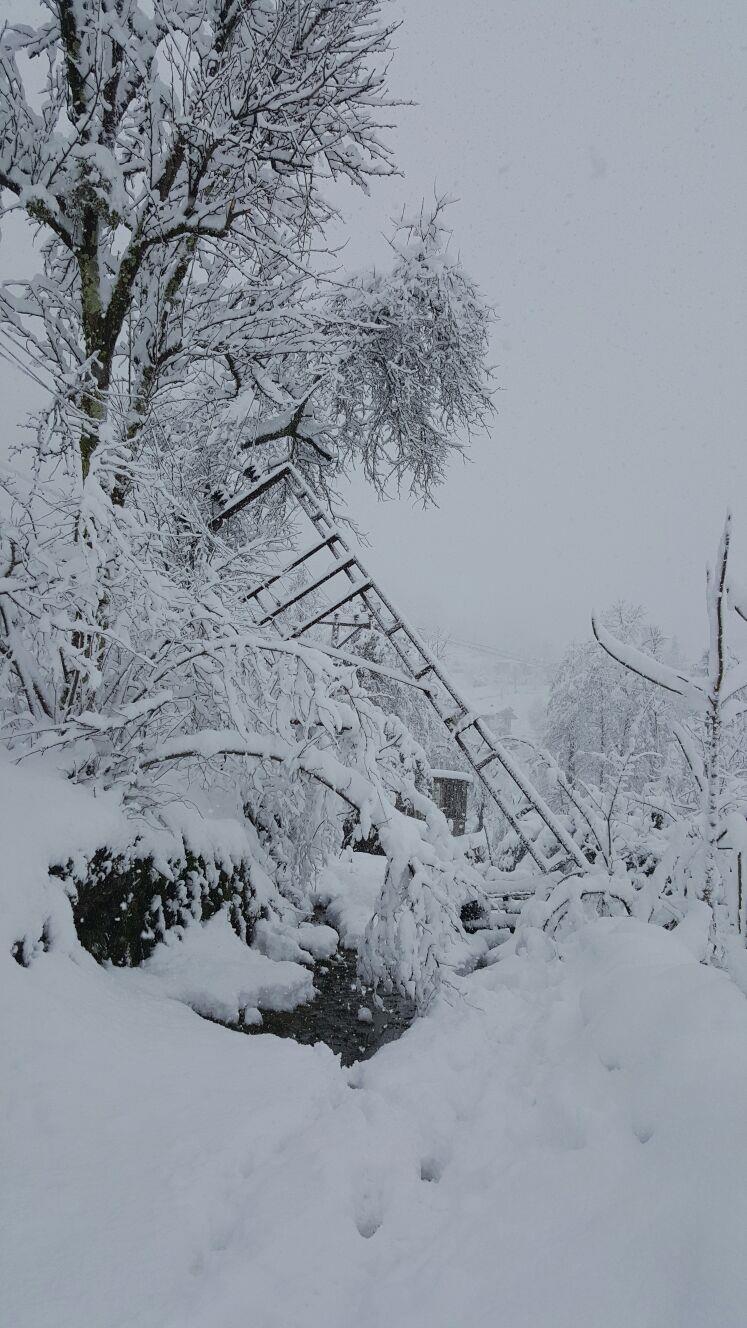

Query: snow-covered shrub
left=591, top=518, right=747, bottom=949
left=515, top=868, right=636, bottom=943
left=492, top=521, right=747, bottom=957
left=51, top=844, right=263, bottom=967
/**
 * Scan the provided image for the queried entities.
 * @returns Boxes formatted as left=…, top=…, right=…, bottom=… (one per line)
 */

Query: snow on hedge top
left=119, top=910, right=314, bottom=1025
left=0, top=755, right=126, bottom=964
left=0, top=755, right=277, bottom=967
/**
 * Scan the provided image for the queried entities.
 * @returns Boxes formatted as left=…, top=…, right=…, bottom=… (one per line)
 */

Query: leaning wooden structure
left=213, top=462, right=588, bottom=874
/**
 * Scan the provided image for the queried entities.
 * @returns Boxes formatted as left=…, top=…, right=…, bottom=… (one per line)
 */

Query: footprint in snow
left=354, top=1189, right=385, bottom=1239
left=420, top=1156, right=445, bottom=1183
left=355, top=1212, right=382, bottom=1239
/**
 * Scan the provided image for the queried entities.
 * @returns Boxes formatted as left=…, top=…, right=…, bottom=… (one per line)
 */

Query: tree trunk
left=78, top=222, right=110, bottom=483
left=702, top=515, right=730, bottom=939
left=703, top=701, right=721, bottom=909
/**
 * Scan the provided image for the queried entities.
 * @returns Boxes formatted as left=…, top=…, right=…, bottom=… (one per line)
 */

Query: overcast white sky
left=1, top=0, right=745, bottom=661
left=335, top=0, right=747, bottom=658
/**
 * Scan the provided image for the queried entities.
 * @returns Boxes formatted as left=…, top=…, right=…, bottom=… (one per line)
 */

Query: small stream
left=229, top=943, right=415, bottom=1066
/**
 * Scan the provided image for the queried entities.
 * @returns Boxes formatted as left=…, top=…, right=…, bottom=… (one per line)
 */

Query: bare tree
left=592, top=516, right=747, bottom=940
left=0, top=1, right=397, bottom=481
left=1, top=8, right=492, bottom=511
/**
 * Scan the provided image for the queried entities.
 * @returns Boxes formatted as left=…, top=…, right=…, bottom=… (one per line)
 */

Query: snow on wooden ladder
left=214, top=464, right=588, bottom=874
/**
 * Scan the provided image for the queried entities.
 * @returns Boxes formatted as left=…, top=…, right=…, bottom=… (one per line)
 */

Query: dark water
left=227, top=943, right=415, bottom=1066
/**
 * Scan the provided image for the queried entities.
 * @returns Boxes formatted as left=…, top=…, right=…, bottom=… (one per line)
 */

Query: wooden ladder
left=214, top=463, right=588, bottom=874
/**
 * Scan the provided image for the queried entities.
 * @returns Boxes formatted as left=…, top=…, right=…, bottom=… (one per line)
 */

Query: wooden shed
left=430, top=769, right=471, bottom=837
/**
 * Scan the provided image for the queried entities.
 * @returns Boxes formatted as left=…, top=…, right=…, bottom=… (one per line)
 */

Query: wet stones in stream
left=228, top=944, right=415, bottom=1067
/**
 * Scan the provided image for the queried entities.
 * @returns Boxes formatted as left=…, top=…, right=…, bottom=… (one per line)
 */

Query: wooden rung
left=286, top=581, right=373, bottom=638
left=317, top=618, right=371, bottom=630
left=476, top=752, right=500, bottom=772
left=258, top=558, right=359, bottom=623
left=444, top=710, right=466, bottom=726
left=336, top=627, right=367, bottom=650
left=211, top=464, right=291, bottom=530
left=245, top=533, right=343, bottom=601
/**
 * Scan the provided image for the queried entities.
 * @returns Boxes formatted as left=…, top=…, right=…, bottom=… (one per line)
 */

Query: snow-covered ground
left=5, top=879, right=747, bottom=1327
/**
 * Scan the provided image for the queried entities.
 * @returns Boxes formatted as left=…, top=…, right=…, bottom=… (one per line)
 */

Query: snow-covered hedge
left=51, top=842, right=263, bottom=968
left=1, top=757, right=285, bottom=973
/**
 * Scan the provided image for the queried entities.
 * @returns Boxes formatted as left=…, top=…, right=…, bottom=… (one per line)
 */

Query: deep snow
left=4, top=900, right=747, bottom=1328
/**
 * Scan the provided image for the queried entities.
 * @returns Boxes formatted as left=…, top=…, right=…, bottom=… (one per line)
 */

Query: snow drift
left=4, top=891, right=747, bottom=1327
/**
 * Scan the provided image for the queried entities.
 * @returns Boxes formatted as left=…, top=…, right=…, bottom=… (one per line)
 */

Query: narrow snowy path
left=4, top=917, right=747, bottom=1328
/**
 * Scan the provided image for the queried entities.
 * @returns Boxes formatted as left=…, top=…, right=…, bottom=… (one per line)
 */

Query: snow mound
left=0, top=755, right=126, bottom=966
left=253, top=916, right=339, bottom=966
left=6, top=903, right=747, bottom=1328
left=315, top=850, right=387, bottom=947
left=120, top=910, right=315, bottom=1023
